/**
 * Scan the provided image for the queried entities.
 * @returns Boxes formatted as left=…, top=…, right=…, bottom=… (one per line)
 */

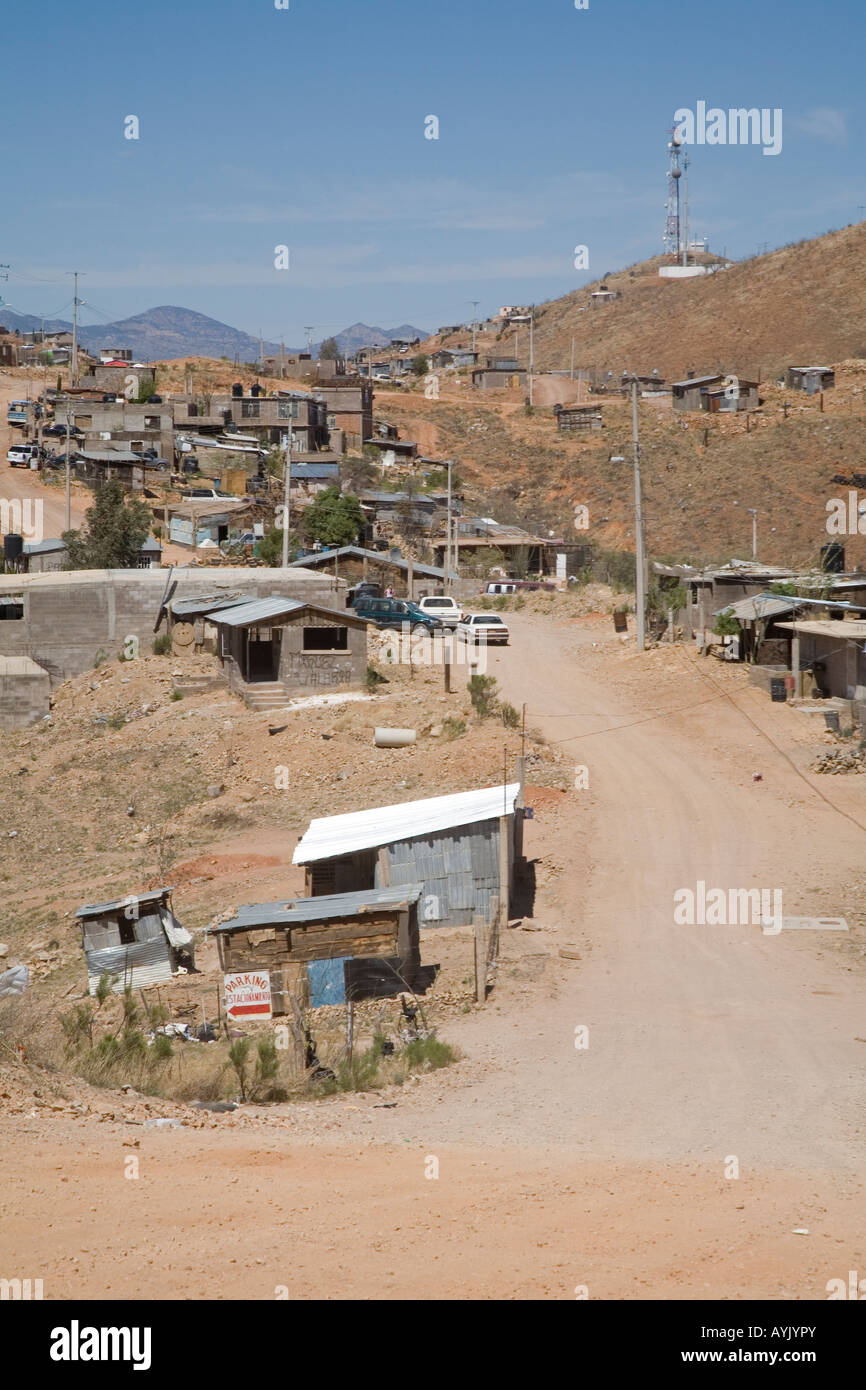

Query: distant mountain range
left=321, top=322, right=428, bottom=357
left=0, top=305, right=427, bottom=364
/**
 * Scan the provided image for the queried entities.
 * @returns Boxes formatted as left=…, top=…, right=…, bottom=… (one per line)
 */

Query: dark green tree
left=319, top=337, right=340, bottom=361
left=257, top=526, right=302, bottom=566
left=62, top=479, right=151, bottom=569
left=302, top=486, right=364, bottom=547
left=411, top=354, right=429, bottom=376
left=341, top=455, right=377, bottom=493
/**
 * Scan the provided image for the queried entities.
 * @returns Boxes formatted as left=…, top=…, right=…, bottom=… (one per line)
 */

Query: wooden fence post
left=473, top=914, right=487, bottom=1004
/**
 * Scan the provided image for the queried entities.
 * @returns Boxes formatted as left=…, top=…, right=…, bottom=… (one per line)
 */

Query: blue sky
left=2, top=0, right=863, bottom=342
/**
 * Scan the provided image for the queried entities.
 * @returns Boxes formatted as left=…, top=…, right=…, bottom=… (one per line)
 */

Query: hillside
left=525, top=224, right=866, bottom=384
left=372, top=357, right=866, bottom=571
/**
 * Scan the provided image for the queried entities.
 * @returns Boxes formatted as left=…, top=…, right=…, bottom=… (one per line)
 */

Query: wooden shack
left=209, top=884, right=436, bottom=1008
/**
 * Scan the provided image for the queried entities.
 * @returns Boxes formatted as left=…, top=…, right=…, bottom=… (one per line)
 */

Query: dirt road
left=2, top=610, right=863, bottom=1299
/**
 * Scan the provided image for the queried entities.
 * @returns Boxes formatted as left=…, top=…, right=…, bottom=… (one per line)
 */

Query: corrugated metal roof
left=206, top=596, right=305, bottom=626
left=206, top=597, right=367, bottom=628
left=293, top=783, right=520, bottom=864
left=714, top=594, right=795, bottom=621
left=289, top=546, right=453, bottom=580
left=77, top=450, right=142, bottom=463
left=210, top=883, right=424, bottom=934
left=169, top=594, right=247, bottom=618
left=76, top=887, right=174, bottom=919
left=23, top=539, right=67, bottom=555
left=671, top=375, right=723, bottom=389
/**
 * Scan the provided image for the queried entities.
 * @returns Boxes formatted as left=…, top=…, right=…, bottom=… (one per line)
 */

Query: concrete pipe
left=374, top=727, right=417, bottom=748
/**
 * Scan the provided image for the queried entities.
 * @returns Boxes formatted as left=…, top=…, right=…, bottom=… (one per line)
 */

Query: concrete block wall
left=0, top=568, right=344, bottom=686
left=0, top=663, right=50, bottom=726
left=278, top=617, right=366, bottom=693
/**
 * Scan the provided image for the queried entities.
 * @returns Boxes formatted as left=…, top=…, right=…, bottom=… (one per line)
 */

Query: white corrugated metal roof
left=293, top=783, right=521, bottom=864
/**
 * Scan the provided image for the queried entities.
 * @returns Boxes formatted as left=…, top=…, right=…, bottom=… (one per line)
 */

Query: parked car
left=43, top=422, right=82, bottom=437
left=179, top=486, right=242, bottom=502
left=353, top=596, right=445, bottom=632
left=415, top=594, right=463, bottom=626
left=7, top=443, right=41, bottom=467
left=482, top=578, right=554, bottom=595
left=458, top=613, right=510, bottom=645
left=346, top=580, right=382, bottom=608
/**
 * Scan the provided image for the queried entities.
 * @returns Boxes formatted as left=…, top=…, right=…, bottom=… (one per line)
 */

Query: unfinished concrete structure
left=0, top=566, right=343, bottom=724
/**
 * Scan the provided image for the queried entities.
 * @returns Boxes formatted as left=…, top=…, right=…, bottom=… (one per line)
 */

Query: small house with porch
left=207, top=596, right=368, bottom=708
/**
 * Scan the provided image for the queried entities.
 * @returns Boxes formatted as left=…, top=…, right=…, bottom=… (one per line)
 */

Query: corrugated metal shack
left=209, top=884, right=437, bottom=1008
left=293, top=783, right=521, bottom=928
left=76, top=887, right=194, bottom=995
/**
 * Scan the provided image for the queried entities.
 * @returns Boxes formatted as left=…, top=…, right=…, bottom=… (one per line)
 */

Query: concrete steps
left=243, top=680, right=290, bottom=711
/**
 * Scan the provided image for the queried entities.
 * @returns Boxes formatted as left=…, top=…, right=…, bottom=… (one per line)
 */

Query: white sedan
left=457, top=613, right=510, bottom=645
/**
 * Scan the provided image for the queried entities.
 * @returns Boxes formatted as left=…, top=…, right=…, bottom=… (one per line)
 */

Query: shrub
left=365, top=662, right=387, bottom=692
left=152, top=1033, right=173, bottom=1062
left=441, top=716, right=466, bottom=740
left=406, top=1036, right=456, bottom=1072
left=468, top=674, right=499, bottom=718
left=712, top=608, right=740, bottom=637
left=152, top=633, right=171, bottom=656
left=499, top=701, right=520, bottom=729
left=228, top=1038, right=251, bottom=1100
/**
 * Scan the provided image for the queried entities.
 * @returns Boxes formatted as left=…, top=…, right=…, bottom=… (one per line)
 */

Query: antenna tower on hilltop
left=664, top=126, right=689, bottom=265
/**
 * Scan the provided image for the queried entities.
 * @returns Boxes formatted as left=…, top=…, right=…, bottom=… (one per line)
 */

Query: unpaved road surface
left=2, top=610, right=864, bottom=1299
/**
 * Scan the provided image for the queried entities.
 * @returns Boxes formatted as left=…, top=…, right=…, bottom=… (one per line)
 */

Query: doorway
left=245, top=626, right=282, bottom=682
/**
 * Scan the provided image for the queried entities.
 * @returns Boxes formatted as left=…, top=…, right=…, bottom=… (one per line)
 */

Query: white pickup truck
left=415, top=594, right=463, bottom=627
left=7, top=443, right=40, bottom=468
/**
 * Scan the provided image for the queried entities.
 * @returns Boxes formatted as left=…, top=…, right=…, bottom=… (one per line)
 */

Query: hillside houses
left=671, top=373, right=759, bottom=412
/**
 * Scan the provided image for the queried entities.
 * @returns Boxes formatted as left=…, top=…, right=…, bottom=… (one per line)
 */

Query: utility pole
left=529, top=310, right=534, bottom=407
left=64, top=405, right=73, bottom=531
left=445, top=458, right=453, bottom=592
left=747, top=508, right=758, bottom=560
left=281, top=417, right=292, bottom=567
left=259, top=330, right=263, bottom=372
left=570, top=337, right=575, bottom=381
left=67, top=271, right=83, bottom=387
left=470, top=301, right=479, bottom=354
left=631, top=377, right=646, bottom=651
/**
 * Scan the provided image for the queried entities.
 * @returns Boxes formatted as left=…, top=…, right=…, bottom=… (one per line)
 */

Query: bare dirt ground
left=1, top=609, right=864, bottom=1300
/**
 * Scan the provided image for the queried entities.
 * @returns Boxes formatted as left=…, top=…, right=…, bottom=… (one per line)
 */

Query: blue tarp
left=307, top=957, right=351, bottom=1008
